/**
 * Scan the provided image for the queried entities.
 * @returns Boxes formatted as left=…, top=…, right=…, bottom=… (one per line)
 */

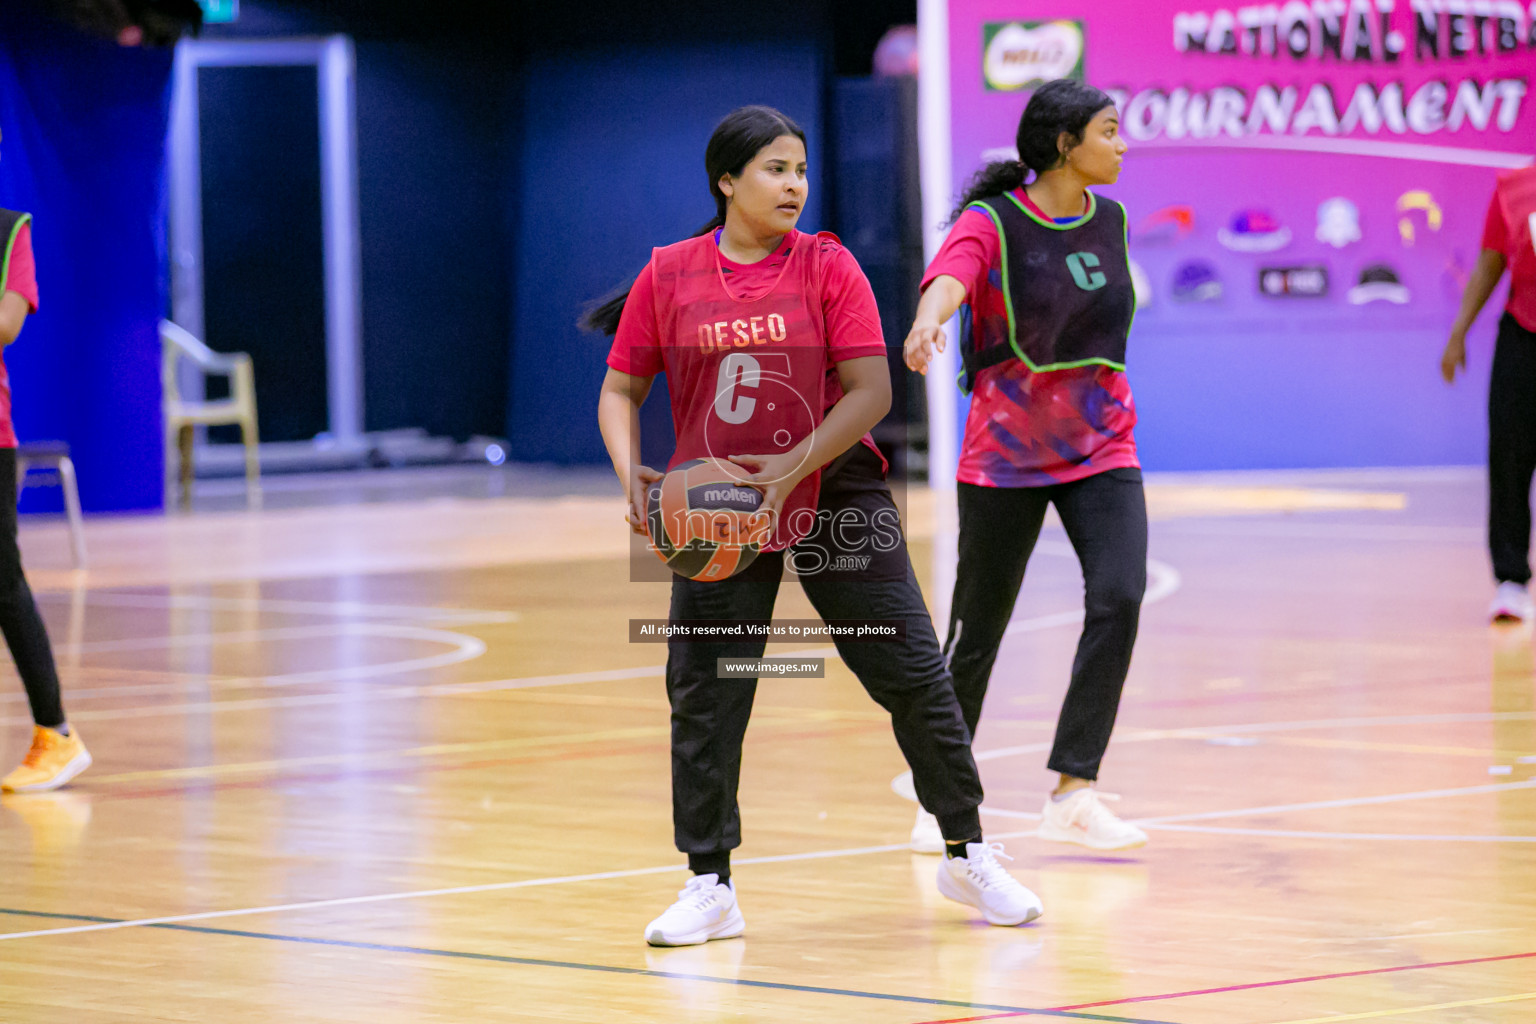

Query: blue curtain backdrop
left=0, top=5, right=171, bottom=512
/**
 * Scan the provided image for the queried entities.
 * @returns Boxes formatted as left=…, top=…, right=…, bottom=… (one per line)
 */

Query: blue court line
left=0, top=906, right=1179, bottom=1023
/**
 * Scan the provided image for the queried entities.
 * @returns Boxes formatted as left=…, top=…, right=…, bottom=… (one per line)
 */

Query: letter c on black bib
left=1066, top=251, right=1106, bottom=291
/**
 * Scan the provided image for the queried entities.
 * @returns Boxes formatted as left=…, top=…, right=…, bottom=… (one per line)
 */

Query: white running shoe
left=644, top=874, right=745, bottom=947
left=910, top=808, right=944, bottom=854
left=1037, top=788, right=1148, bottom=850
left=935, top=841, right=1044, bottom=926
left=1490, top=581, right=1534, bottom=623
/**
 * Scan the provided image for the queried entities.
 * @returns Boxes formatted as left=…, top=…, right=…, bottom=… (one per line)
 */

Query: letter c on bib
left=713, top=352, right=760, bottom=424
left=1066, top=251, right=1106, bottom=291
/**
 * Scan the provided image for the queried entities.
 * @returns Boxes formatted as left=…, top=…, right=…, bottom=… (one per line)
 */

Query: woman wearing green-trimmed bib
left=903, top=78, right=1148, bottom=855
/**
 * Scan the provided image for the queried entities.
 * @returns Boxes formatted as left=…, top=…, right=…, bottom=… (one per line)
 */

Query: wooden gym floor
left=0, top=464, right=1531, bottom=1023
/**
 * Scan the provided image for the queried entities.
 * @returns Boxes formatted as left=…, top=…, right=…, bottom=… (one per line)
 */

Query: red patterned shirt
left=923, top=189, right=1138, bottom=488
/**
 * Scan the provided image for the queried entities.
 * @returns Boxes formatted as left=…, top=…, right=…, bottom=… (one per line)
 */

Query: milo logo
left=983, top=20, right=1085, bottom=92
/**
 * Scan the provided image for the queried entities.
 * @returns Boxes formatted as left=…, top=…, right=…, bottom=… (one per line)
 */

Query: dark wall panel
left=831, top=75, right=924, bottom=464
left=356, top=42, right=509, bottom=440
left=200, top=6, right=513, bottom=443
left=508, top=42, right=826, bottom=465
left=199, top=64, right=329, bottom=443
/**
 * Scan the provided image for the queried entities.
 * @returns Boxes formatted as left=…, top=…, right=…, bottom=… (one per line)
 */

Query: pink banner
left=948, top=1, right=1533, bottom=326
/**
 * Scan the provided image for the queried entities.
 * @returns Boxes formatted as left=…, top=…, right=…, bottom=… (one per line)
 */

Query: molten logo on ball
left=647, top=458, right=773, bottom=581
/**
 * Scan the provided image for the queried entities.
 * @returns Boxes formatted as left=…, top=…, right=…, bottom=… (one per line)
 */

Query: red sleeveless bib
left=650, top=230, right=834, bottom=551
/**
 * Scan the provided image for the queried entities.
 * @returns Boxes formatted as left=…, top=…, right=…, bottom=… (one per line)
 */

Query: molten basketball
left=646, top=458, right=769, bottom=581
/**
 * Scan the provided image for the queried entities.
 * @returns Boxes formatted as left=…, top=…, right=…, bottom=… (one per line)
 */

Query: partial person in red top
left=0, top=203, right=91, bottom=793
left=903, top=79, right=1148, bottom=855
left=0, top=215, right=36, bottom=448
left=587, top=106, right=1041, bottom=946
left=1442, top=163, right=1536, bottom=622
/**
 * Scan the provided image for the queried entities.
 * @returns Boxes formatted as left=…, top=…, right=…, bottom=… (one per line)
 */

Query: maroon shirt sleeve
left=606, top=259, right=664, bottom=377
left=4, top=221, right=38, bottom=313
left=819, top=241, right=886, bottom=361
left=920, top=208, right=999, bottom=307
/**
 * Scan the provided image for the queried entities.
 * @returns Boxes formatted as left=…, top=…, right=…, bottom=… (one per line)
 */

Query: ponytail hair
left=578, top=217, right=719, bottom=336
left=580, top=105, right=808, bottom=336
left=948, top=78, right=1116, bottom=223
left=948, top=161, right=1027, bottom=224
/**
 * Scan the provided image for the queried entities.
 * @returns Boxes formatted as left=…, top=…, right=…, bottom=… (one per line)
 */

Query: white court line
left=0, top=655, right=844, bottom=727
left=257, top=627, right=485, bottom=687
left=973, top=780, right=1536, bottom=843
left=13, top=687, right=448, bottom=724
left=0, top=829, right=1038, bottom=944
left=1146, top=465, right=1480, bottom=487
left=1133, top=779, right=1536, bottom=825
left=12, top=778, right=1534, bottom=941
left=0, top=591, right=511, bottom=709
left=0, top=662, right=696, bottom=726
left=18, top=781, right=1529, bottom=944
left=67, top=623, right=487, bottom=688
left=9, top=551, right=1181, bottom=723
left=35, top=589, right=519, bottom=625
left=1146, top=825, right=1536, bottom=842
left=1155, top=520, right=1481, bottom=544
left=1004, top=549, right=1181, bottom=637
left=963, top=712, right=1536, bottom=765
left=71, top=622, right=476, bottom=658
left=1347, top=927, right=1522, bottom=942
left=1, top=643, right=625, bottom=712
left=1156, top=711, right=1536, bottom=738
left=892, top=711, right=1536, bottom=801
left=0, top=674, right=663, bottom=727
left=0, top=675, right=244, bottom=705
left=896, top=717, right=1536, bottom=835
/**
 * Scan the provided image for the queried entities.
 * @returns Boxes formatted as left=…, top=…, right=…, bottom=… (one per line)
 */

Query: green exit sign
left=199, top=0, right=239, bottom=23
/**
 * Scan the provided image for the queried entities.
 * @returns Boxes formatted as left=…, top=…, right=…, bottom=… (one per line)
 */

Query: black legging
left=1489, top=313, right=1536, bottom=586
left=943, top=467, right=1147, bottom=781
left=0, top=449, right=65, bottom=728
left=665, top=446, right=984, bottom=869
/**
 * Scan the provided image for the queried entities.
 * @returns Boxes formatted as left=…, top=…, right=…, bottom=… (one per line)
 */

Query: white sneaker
left=644, top=874, right=745, bottom=947
left=935, top=841, right=1043, bottom=926
left=1037, top=788, right=1148, bottom=850
left=1490, top=582, right=1534, bottom=622
left=910, top=809, right=944, bottom=854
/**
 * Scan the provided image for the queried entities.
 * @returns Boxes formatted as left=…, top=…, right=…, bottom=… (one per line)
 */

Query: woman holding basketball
left=904, top=79, right=1148, bottom=853
left=589, top=105, right=1041, bottom=946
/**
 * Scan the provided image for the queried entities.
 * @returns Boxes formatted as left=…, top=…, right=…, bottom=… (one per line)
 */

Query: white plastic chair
left=160, top=319, right=260, bottom=509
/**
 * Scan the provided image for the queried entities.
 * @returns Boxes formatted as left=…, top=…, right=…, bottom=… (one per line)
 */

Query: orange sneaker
left=2, top=726, right=92, bottom=793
